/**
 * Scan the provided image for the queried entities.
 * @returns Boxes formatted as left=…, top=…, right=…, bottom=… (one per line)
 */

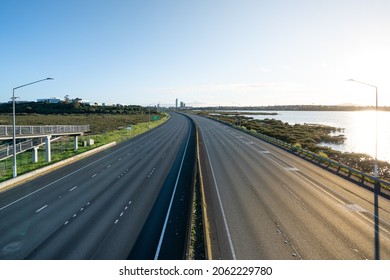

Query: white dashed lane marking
left=35, top=205, right=48, bottom=213
left=113, top=201, right=132, bottom=225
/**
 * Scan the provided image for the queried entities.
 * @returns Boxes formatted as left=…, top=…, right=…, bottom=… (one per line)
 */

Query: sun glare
left=348, top=111, right=376, bottom=156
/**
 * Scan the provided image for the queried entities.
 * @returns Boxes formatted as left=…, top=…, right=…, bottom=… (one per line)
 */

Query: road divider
left=194, top=125, right=211, bottom=260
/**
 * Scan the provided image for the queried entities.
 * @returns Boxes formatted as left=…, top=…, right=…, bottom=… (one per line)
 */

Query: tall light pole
left=148, top=106, right=151, bottom=129
left=346, top=79, right=378, bottom=178
left=12, top=77, right=54, bottom=178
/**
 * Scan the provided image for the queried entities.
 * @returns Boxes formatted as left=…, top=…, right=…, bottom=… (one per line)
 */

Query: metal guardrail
left=211, top=117, right=390, bottom=195
left=0, top=125, right=90, bottom=137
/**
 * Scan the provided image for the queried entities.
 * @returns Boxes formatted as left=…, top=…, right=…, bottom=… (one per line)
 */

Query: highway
left=191, top=114, right=390, bottom=260
left=0, top=113, right=194, bottom=259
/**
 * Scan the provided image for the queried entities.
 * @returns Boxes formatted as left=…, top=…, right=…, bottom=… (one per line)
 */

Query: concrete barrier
left=0, top=142, right=116, bottom=192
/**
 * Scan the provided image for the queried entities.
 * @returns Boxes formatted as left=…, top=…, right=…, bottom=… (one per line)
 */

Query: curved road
left=0, top=113, right=193, bottom=259
left=191, top=114, right=390, bottom=260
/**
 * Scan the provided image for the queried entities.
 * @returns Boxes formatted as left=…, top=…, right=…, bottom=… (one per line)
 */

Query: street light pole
left=148, top=106, right=151, bottom=129
left=347, top=79, right=381, bottom=259
left=346, top=79, right=378, bottom=177
left=12, top=78, right=54, bottom=178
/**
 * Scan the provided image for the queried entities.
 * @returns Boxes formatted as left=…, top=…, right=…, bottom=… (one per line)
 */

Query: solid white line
left=35, top=204, right=48, bottom=213
left=355, top=210, right=390, bottom=237
left=154, top=121, right=192, bottom=260
left=282, top=184, right=301, bottom=201
left=294, top=171, right=348, bottom=206
left=289, top=161, right=390, bottom=239
left=202, top=126, right=237, bottom=260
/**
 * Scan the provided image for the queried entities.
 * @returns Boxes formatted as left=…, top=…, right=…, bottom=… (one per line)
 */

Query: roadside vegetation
left=189, top=168, right=205, bottom=259
left=198, top=111, right=390, bottom=182
left=0, top=101, right=149, bottom=116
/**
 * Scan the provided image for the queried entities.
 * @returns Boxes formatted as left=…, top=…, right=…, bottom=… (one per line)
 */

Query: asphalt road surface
left=191, top=114, right=390, bottom=260
left=0, top=113, right=193, bottom=259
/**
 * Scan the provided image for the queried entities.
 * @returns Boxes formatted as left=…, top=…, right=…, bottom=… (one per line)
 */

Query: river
left=242, top=111, right=390, bottom=163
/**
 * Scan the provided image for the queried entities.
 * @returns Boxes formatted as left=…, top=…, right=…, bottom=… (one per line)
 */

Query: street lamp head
left=346, top=78, right=377, bottom=89
left=46, top=77, right=54, bottom=80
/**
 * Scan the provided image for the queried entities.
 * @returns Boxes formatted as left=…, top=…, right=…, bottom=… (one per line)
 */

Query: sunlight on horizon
left=334, top=111, right=389, bottom=163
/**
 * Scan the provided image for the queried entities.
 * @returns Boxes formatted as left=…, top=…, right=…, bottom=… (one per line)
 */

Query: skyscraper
left=175, top=98, right=178, bottom=108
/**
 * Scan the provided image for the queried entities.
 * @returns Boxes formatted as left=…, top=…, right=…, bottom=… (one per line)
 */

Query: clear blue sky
left=1, top=0, right=390, bottom=107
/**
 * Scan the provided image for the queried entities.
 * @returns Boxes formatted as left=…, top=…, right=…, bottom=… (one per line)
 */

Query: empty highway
left=191, top=114, right=390, bottom=260
left=0, top=113, right=194, bottom=259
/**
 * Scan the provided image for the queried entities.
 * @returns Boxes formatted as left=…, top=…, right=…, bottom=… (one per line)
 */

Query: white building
left=37, top=97, right=63, bottom=103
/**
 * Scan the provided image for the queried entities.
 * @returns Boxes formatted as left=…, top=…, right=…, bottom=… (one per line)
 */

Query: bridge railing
left=0, top=125, right=90, bottom=136
left=0, top=138, right=46, bottom=160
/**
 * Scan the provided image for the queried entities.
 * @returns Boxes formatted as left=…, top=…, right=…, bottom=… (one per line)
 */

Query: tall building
left=175, top=98, right=178, bottom=108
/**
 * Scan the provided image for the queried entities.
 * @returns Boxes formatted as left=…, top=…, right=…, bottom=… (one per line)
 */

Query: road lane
left=191, top=114, right=390, bottom=260
left=0, top=113, right=192, bottom=259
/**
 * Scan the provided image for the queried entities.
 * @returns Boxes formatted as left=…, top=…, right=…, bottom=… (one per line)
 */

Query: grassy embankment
left=0, top=113, right=168, bottom=182
left=198, top=111, right=390, bottom=182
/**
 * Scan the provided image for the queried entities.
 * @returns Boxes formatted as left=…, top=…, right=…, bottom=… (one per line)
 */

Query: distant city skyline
left=1, top=1, right=390, bottom=107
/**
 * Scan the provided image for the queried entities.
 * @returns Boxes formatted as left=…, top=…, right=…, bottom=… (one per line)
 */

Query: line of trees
left=0, top=101, right=156, bottom=115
